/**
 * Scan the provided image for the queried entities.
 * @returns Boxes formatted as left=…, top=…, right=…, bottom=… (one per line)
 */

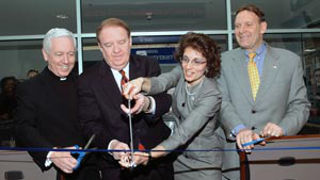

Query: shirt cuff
left=108, top=139, right=118, bottom=155
left=45, top=151, right=53, bottom=167
left=145, top=96, right=156, bottom=114
left=231, top=124, right=246, bottom=136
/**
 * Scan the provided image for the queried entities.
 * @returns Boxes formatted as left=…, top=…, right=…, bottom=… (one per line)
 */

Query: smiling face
left=42, top=36, right=76, bottom=78
left=234, top=10, right=267, bottom=52
left=98, top=26, right=132, bottom=71
left=181, top=47, right=207, bottom=86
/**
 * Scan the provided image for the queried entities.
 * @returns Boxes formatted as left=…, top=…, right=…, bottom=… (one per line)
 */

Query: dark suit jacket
left=14, top=67, right=99, bottom=180
left=78, top=55, right=173, bottom=180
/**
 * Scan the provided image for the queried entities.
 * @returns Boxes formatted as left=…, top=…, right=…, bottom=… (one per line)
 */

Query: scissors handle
left=71, top=145, right=85, bottom=170
left=241, top=138, right=265, bottom=147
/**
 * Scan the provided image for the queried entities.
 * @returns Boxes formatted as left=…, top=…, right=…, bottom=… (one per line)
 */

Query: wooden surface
left=240, top=134, right=320, bottom=180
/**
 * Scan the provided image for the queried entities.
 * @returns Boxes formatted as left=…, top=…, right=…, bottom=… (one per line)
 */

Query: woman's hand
left=122, top=77, right=145, bottom=100
left=120, top=93, right=150, bottom=114
left=119, top=145, right=168, bottom=168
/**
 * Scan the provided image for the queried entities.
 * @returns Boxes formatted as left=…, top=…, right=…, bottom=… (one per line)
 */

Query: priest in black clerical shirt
left=14, top=28, right=100, bottom=180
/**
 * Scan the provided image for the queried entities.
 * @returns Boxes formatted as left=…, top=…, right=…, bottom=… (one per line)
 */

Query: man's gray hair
left=43, top=28, right=76, bottom=53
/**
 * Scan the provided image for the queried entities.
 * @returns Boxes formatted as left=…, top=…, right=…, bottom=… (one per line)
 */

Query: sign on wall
left=131, top=47, right=177, bottom=64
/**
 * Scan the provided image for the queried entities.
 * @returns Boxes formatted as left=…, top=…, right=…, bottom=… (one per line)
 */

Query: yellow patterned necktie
left=248, top=52, right=259, bottom=101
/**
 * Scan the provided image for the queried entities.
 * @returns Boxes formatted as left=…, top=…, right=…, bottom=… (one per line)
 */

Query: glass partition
left=82, top=0, right=227, bottom=33
left=0, top=0, right=76, bottom=36
left=0, top=40, right=45, bottom=80
left=303, top=33, right=320, bottom=133
left=231, top=0, right=320, bottom=29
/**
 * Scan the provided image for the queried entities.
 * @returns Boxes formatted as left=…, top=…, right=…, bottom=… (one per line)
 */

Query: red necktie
left=138, top=143, right=145, bottom=151
left=119, top=69, right=129, bottom=92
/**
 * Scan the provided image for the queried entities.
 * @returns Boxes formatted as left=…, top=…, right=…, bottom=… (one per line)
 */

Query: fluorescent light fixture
left=56, top=14, right=69, bottom=19
left=304, top=48, right=316, bottom=52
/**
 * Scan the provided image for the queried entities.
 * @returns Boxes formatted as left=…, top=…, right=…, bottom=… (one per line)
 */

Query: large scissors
left=71, top=134, right=96, bottom=170
left=127, top=98, right=136, bottom=168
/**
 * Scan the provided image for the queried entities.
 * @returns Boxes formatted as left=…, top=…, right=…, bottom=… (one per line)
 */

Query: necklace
left=185, top=79, right=204, bottom=100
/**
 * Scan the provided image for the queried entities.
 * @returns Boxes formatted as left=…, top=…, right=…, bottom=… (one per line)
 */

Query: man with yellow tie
left=217, top=4, right=310, bottom=180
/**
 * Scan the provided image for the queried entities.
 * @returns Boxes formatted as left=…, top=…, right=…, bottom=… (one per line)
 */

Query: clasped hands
left=110, top=140, right=151, bottom=168
left=237, top=122, right=284, bottom=152
left=120, top=78, right=150, bottom=114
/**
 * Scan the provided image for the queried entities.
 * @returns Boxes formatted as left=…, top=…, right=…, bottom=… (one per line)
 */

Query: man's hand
left=119, top=145, right=167, bottom=168
left=119, top=151, right=149, bottom=168
left=236, top=129, right=265, bottom=152
left=49, top=146, right=78, bottom=174
left=122, top=78, right=144, bottom=100
left=260, top=122, right=284, bottom=137
left=109, top=140, right=130, bottom=161
left=120, top=93, right=149, bottom=114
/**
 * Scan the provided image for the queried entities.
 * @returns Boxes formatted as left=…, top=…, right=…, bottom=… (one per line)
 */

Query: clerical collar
left=45, top=66, right=72, bottom=81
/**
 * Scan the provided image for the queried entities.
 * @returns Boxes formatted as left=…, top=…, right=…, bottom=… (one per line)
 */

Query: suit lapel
left=129, top=55, right=143, bottom=80
left=255, top=46, right=280, bottom=103
left=231, top=49, right=254, bottom=104
left=98, top=61, right=123, bottom=110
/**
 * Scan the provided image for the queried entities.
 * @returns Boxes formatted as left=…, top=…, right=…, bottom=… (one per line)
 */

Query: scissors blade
left=84, top=134, right=96, bottom=150
left=128, top=99, right=135, bottom=166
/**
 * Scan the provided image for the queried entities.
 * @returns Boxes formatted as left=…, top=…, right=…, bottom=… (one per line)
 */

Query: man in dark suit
left=77, top=18, right=173, bottom=180
left=15, top=28, right=100, bottom=180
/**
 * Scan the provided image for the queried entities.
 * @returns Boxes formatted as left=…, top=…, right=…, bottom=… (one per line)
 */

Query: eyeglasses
left=180, top=56, right=207, bottom=66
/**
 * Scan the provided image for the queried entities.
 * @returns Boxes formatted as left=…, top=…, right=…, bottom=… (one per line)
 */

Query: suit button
left=182, top=102, right=185, bottom=107
left=251, top=110, right=256, bottom=114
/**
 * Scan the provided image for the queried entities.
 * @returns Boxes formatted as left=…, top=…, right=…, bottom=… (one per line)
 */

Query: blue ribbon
left=1, top=146, right=320, bottom=153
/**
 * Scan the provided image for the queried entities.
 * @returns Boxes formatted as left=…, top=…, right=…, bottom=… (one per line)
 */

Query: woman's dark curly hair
left=174, top=32, right=221, bottom=78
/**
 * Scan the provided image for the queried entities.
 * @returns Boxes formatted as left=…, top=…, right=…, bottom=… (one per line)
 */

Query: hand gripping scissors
left=241, top=138, right=265, bottom=147
left=128, top=98, right=136, bottom=168
left=71, top=134, right=96, bottom=170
